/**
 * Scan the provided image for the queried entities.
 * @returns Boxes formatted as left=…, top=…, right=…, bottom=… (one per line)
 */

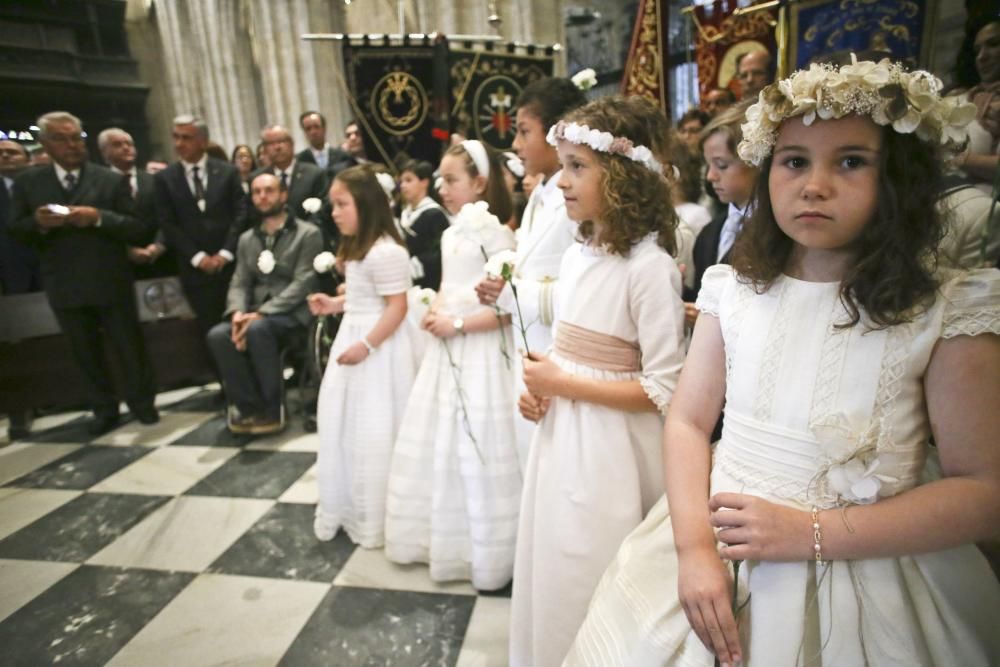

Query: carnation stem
left=442, top=339, right=485, bottom=465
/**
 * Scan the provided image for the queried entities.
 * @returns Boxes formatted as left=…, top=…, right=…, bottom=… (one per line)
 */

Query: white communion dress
left=315, top=237, right=419, bottom=548
left=384, top=206, right=520, bottom=591
left=510, top=235, right=687, bottom=667
left=564, top=265, right=1000, bottom=666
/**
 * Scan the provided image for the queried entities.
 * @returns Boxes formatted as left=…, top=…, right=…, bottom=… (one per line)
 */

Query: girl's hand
left=710, top=493, right=813, bottom=561
left=336, top=341, right=369, bottom=365
left=475, top=276, right=506, bottom=306
left=336, top=282, right=347, bottom=296
left=684, top=302, right=699, bottom=328
left=518, top=391, right=550, bottom=422
left=424, top=313, right=458, bottom=339
left=307, top=293, right=345, bottom=316
left=677, top=547, right=742, bottom=666
left=522, top=352, right=565, bottom=398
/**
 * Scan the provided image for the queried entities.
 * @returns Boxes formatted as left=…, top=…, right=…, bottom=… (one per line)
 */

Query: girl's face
left=703, top=132, right=756, bottom=208
left=329, top=179, right=359, bottom=236
left=556, top=139, right=604, bottom=225
left=769, top=114, right=880, bottom=254
left=513, top=107, right=559, bottom=178
left=975, top=22, right=1000, bottom=84
left=437, top=153, right=485, bottom=214
left=398, top=171, right=428, bottom=206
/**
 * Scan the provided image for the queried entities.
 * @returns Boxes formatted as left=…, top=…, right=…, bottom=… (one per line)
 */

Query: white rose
left=484, top=249, right=518, bottom=277
left=572, top=68, right=598, bottom=91
left=302, top=197, right=322, bottom=214
left=313, top=251, right=335, bottom=273
left=257, top=250, right=276, bottom=275
left=826, top=457, right=884, bottom=505
left=457, top=201, right=500, bottom=233
left=589, top=129, right=614, bottom=152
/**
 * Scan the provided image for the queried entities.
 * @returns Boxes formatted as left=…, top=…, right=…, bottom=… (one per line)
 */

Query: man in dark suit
left=10, top=111, right=158, bottom=434
left=155, top=115, right=246, bottom=339
left=0, top=139, right=41, bottom=295
left=98, top=128, right=170, bottom=278
left=256, top=125, right=328, bottom=221
left=296, top=111, right=353, bottom=179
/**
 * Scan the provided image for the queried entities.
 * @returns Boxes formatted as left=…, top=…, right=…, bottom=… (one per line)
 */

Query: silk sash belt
left=553, top=321, right=641, bottom=372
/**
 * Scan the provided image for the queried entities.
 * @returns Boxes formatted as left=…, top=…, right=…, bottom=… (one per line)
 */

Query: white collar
left=274, top=159, right=296, bottom=176
left=536, top=170, right=564, bottom=207
left=181, top=154, right=208, bottom=173
left=312, top=144, right=330, bottom=156
left=110, top=165, right=135, bottom=177
left=53, top=162, right=81, bottom=183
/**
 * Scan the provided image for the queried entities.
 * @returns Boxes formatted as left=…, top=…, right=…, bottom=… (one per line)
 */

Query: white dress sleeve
left=695, top=264, right=735, bottom=317
left=368, top=239, right=412, bottom=296
left=629, top=248, right=687, bottom=414
left=940, top=268, right=1000, bottom=338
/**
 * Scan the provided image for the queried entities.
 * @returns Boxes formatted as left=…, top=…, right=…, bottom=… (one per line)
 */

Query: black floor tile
left=208, top=502, right=355, bottom=582
left=0, top=564, right=194, bottom=667
left=4, top=445, right=153, bottom=490
left=169, top=415, right=251, bottom=448
left=23, top=416, right=105, bottom=444
left=278, top=586, right=476, bottom=667
left=0, top=492, right=170, bottom=562
left=183, top=451, right=315, bottom=499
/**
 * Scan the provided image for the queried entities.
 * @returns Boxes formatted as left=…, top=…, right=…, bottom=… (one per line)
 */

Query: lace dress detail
left=752, top=278, right=793, bottom=422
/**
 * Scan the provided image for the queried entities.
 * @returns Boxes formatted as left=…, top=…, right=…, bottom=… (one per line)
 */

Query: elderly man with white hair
left=9, top=111, right=159, bottom=435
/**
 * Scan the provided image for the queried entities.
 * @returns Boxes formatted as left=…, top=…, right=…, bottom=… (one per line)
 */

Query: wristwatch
left=453, top=317, right=465, bottom=334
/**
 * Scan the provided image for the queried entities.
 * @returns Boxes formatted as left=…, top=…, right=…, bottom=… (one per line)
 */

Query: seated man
left=207, top=172, right=323, bottom=434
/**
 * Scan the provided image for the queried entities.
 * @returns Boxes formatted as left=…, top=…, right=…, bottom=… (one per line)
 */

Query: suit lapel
left=67, top=163, right=94, bottom=206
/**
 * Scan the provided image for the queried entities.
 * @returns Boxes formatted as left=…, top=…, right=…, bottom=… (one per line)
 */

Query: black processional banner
left=343, top=36, right=450, bottom=168
left=448, top=46, right=554, bottom=151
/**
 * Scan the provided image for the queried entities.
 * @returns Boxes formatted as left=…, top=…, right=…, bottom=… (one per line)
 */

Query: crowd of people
left=2, top=22, right=1000, bottom=667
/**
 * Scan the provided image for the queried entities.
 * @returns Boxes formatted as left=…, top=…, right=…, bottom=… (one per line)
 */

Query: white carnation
left=257, top=250, right=276, bottom=275
left=571, top=68, right=598, bottom=91
left=484, top=249, right=518, bottom=278
left=302, top=197, right=322, bottom=214
left=456, top=200, right=501, bottom=233
left=313, top=251, right=335, bottom=273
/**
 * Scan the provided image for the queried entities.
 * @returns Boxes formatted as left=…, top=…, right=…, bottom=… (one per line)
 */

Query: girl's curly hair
left=561, top=96, right=677, bottom=256
left=731, top=125, right=944, bottom=329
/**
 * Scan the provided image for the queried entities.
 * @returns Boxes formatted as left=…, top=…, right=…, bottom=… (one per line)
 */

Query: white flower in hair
left=313, top=251, right=335, bottom=273
left=547, top=120, right=664, bottom=175
left=588, top=128, right=613, bottom=151
left=484, top=249, right=518, bottom=278
left=572, top=68, right=598, bottom=91
left=257, top=249, right=276, bottom=275
left=302, top=197, right=322, bottom=214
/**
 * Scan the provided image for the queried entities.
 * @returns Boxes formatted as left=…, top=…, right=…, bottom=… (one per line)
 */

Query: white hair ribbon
left=460, top=139, right=490, bottom=178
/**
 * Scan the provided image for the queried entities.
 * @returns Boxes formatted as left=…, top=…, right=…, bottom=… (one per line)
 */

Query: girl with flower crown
left=564, top=58, right=1000, bottom=667
left=309, top=166, right=420, bottom=547
left=475, top=77, right=588, bottom=473
left=383, top=140, right=521, bottom=591
left=509, top=96, right=687, bottom=667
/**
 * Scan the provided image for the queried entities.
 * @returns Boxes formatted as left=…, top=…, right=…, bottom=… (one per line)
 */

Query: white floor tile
left=0, top=559, right=79, bottom=623
left=333, top=546, right=477, bottom=596
left=1, top=410, right=87, bottom=444
left=455, top=596, right=511, bottom=667
left=87, top=496, right=274, bottom=572
left=105, top=573, right=328, bottom=667
left=277, top=464, right=318, bottom=504
left=0, top=487, right=82, bottom=540
left=246, top=428, right=318, bottom=453
left=0, top=443, right=82, bottom=486
left=93, top=412, right=215, bottom=448
left=89, top=446, right=240, bottom=496
left=152, top=385, right=204, bottom=408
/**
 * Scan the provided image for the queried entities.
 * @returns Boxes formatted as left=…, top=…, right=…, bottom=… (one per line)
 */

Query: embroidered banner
left=343, top=36, right=450, bottom=167
left=447, top=46, right=554, bottom=150
left=789, top=0, right=932, bottom=70
left=690, top=0, right=778, bottom=101
left=621, top=0, right=668, bottom=112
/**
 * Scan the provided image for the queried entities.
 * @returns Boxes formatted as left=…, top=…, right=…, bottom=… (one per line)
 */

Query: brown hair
left=698, top=100, right=753, bottom=155
left=444, top=142, right=513, bottom=222
left=561, top=95, right=677, bottom=256
left=731, top=125, right=943, bottom=329
left=334, top=165, right=404, bottom=261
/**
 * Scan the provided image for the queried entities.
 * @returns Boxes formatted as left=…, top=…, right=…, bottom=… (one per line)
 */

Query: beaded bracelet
left=811, top=507, right=824, bottom=563
left=360, top=337, right=375, bottom=353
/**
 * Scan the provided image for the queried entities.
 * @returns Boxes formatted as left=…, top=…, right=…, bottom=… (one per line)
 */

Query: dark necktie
left=0, top=181, right=9, bottom=225
left=191, top=166, right=205, bottom=200
left=279, top=169, right=288, bottom=190
left=63, top=172, right=77, bottom=192
left=124, top=172, right=135, bottom=199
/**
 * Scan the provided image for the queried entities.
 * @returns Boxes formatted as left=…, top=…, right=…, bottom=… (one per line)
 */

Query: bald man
left=736, top=49, right=774, bottom=100
left=253, top=125, right=327, bottom=221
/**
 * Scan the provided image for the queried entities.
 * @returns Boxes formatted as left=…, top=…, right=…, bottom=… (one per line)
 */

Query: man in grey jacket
left=207, top=172, right=323, bottom=434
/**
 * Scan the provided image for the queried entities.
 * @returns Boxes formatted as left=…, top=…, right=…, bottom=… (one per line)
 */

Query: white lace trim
left=753, top=280, right=792, bottom=422
left=941, top=309, right=1000, bottom=339
left=639, top=376, right=671, bottom=415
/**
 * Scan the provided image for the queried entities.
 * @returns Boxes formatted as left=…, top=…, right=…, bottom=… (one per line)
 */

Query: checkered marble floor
left=0, top=386, right=510, bottom=667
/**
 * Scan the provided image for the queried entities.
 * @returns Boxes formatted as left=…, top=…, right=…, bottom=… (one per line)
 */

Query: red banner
left=621, top=0, right=667, bottom=113
left=691, top=1, right=777, bottom=100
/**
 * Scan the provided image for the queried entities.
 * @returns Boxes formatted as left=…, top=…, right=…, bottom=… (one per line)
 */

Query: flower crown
left=546, top=120, right=664, bottom=175
left=737, top=55, right=977, bottom=167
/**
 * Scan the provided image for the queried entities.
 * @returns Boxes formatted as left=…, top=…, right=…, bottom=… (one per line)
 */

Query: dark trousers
left=183, top=278, right=231, bottom=339
left=206, top=314, right=302, bottom=420
left=52, top=299, right=157, bottom=419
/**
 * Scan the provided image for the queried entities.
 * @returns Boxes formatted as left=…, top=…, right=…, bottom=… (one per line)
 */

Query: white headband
left=461, top=139, right=490, bottom=178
